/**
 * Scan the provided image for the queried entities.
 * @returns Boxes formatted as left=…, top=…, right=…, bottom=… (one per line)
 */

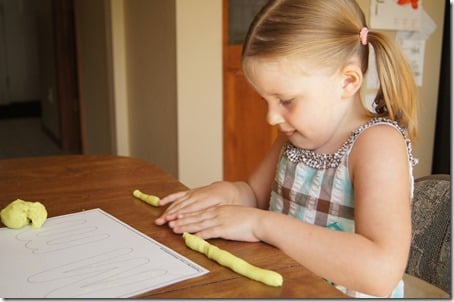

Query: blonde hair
left=242, top=0, right=418, bottom=141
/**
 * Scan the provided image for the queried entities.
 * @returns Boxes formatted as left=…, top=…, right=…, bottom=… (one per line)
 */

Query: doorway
left=223, top=0, right=277, bottom=181
left=0, top=0, right=81, bottom=159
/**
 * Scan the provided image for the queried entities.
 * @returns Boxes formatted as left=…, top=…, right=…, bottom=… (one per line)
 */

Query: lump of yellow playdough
left=0, top=199, right=47, bottom=229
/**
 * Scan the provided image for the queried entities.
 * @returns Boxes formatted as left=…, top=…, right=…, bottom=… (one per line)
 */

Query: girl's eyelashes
left=279, top=99, right=293, bottom=106
left=260, top=96, right=294, bottom=107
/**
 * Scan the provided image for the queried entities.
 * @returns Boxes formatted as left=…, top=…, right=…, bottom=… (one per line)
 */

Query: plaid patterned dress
left=269, top=118, right=417, bottom=298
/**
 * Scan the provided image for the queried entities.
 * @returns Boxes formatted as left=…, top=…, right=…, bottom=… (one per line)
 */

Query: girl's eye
left=279, top=99, right=293, bottom=106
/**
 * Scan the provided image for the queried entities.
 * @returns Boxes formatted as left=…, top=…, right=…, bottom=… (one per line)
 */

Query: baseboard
left=0, top=100, right=42, bottom=119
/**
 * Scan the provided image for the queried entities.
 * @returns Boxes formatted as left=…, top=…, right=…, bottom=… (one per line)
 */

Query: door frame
left=53, top=0, right=82, bottom=153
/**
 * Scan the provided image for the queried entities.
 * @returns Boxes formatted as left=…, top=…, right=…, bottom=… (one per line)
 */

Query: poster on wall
left=370, top=0, right=422, bottom=31
left=395, top=9, right=436, bottom=86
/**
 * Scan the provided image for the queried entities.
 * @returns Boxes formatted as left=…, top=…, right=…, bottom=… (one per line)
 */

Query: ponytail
left=367, top=31, right=418, bottom=142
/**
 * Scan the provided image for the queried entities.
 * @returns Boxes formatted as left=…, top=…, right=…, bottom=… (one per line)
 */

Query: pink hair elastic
left=360, top=27, right=369, bottom=45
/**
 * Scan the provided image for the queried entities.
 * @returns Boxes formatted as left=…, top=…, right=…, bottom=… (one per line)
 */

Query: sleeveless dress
left=268, top=117, right=417, bottom=298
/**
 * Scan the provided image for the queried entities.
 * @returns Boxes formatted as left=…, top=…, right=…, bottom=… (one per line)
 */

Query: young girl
left=155, top=0, right=418, bottom=298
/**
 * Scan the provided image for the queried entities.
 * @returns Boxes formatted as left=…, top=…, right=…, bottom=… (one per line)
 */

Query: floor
left=0, top=117, right=65, bottom=159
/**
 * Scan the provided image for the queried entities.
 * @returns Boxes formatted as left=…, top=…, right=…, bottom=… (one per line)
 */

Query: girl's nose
left=266, top=105, right=284, bottom=126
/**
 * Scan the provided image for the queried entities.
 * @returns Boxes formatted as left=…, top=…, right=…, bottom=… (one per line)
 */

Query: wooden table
left=0, top=155, right=346, bottom=298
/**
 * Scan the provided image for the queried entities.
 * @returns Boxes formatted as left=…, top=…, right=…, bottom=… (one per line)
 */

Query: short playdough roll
left=133, top=189, right=160, bottom=207
left=183, top=232, right=283, bottom=287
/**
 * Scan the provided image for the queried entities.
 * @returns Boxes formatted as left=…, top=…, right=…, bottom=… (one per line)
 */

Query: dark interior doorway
left=0, top=0, right=81, bottom=158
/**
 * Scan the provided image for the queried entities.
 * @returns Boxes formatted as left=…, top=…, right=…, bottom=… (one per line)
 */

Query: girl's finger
left=169, top=210, right=218, bottom=234
left=155, top=196, right=196, bottom=225
left=155, top=212, right=179, bottom=225
left=159, top=191, right=188, bottom=205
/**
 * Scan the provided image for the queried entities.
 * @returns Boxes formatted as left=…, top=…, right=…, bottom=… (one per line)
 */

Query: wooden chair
left=403, top=174, right=451, bottom=298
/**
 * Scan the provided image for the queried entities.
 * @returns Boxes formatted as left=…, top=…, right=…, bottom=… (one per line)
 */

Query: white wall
left=122, top=0, right=179, bottom=178
left=410, top=1, right=445, bottom=177
left=176, top=0, right=223, bottom=188
left=106, top=0, right=222, bottom=187
left=106, top=0, right=129, bottom=156
left=75, top=0, right=114, bottom=154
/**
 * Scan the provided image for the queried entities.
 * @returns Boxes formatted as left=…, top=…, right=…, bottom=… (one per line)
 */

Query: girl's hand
left=154, top=181, right=242, bottom=226
left=167, top=205, right=265, bottom=242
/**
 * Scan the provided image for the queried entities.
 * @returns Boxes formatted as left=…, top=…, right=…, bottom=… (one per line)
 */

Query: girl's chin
left=287, top=136, right=302, bottom=147
left=288, top=136, right=314, bottom=150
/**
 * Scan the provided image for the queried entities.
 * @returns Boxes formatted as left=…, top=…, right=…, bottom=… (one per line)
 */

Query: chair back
left=406, top=174, right=451, bottom=294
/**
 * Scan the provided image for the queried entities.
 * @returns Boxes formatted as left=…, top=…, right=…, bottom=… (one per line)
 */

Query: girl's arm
left=155, top=133, right=286, bottom=225
left=245, top=132, right=287, bottom=209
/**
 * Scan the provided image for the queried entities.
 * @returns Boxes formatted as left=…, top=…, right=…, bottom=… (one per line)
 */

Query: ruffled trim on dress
left=284, top=117, right=418, bottom=169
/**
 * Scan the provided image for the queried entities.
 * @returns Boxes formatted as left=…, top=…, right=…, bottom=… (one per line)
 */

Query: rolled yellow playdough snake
left=133, top=189, right=160, bottom=207
left=183, top=232, right=283, bottom=287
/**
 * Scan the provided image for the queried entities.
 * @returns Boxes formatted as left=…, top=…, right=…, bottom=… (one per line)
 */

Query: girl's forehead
left=243, top=56, right=332, bottom=78
left=243, top=57, right=317, bottom=96
left=244, top=57, right=301, bottom=78
left=242, top=56, right=341, bottom=97
left=245, top=56, right=297, bottom=69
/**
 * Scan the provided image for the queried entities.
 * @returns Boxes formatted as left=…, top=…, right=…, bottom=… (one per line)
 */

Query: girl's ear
left=340, top=64, right=363, bottom=99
